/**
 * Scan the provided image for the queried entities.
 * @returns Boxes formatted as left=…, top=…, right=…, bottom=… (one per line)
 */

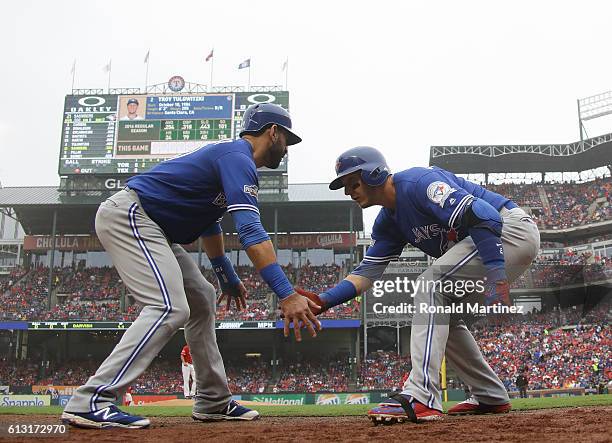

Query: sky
left=2, top=0, right=612, bottom=232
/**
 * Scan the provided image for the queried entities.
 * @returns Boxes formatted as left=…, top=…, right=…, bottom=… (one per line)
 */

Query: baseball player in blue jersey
left=297, top=146, right=539, bottom=423
left=61, top=103, right=321, bottom=429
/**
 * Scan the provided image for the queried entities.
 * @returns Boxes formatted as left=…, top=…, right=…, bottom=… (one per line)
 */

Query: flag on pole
left=144, top=50, right=151, bottom=90
left=70, top=59, right=77, bottom=90
left=238, top=58, right=250, bottom=69
left=104, top=59, right=112, bottom=93
left=206, top=49, right=214, bottom=62
left=281, top=58, right=288, bottom=71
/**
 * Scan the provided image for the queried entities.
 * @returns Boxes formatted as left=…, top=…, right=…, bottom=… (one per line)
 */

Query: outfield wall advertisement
left=0, top=395, right=51, bottom=407
left=315, top=393, right=370, bottom=405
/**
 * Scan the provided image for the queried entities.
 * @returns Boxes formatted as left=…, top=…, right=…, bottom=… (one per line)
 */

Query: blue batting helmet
left=239, top=103, right=302, bottom=145
left=329, top=146, right=390, bottom=190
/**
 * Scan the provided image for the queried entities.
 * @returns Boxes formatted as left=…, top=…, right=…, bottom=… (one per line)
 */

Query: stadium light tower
left=577, top=91, right=612, bottom=142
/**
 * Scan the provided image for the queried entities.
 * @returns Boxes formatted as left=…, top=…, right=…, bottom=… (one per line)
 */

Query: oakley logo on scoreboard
left=78, top=96, right=106, bottom=107
left=246, top=93, right=277, bottom=104
left=71, top=96, right=112, bottom=113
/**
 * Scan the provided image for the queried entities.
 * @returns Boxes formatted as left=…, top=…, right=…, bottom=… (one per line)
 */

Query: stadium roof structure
left=538, top=219, right=612, bottom=243
left=430, top=132, right=612, bottom=174
left=0, top=183, right=362, bottom=236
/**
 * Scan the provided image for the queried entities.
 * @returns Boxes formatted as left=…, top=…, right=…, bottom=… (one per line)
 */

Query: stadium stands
left=511, top=253, right=612, bottom=289
left=357, top=351, right=412, bottom=391
left=473, top=303, right=611, bottom=391
left=0, top=266, right=52, bottom=321
left=487, top=177, right=612, bottom=229
left=0, top=264, right=356, bottom=321
left=2, top=256, right=612, bottom=321
left=1, top=304, right=608, bottom=394
left=272, top=356, right=352, bottom=393
left=0, top=177, right=611, bottom=396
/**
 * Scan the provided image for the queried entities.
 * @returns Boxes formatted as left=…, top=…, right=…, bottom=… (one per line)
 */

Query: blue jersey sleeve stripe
left=227, top=207, right=260, bottom=214
left=448, top=194, right=473, bottom=228
left=227, top=203, right=259, bottom=209
left=364, top=254, right=401, bottom=260
left=363, top=257, right=399, bottom=263
left=448, top=194, right=471, bottom=227
left=227, top=204, right=260, bottom=214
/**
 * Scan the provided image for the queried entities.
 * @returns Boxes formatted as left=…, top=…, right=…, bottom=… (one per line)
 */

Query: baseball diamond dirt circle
left=0, top=407, right=610, bottom=443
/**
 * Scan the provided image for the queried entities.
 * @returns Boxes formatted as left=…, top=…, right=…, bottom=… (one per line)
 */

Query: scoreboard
left=59, top=91, right=290, bottom=175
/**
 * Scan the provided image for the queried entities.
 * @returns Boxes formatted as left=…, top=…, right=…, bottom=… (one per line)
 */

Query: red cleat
left=447, top=397, right=511, bottom=415
left=368, top=395, right=444, bottom=425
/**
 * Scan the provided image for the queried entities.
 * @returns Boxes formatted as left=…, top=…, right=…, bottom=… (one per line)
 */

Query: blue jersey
left=363, top=166, right=513, bottom=263
left=126, top=139, right=260, bottom=244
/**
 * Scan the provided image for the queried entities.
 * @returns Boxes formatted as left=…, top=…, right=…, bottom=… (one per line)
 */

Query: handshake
left=294, top=287, right=328, bottom=315
left=278, top=288, right=328, bottom=342
left=280, top=279, right=359, bottom=342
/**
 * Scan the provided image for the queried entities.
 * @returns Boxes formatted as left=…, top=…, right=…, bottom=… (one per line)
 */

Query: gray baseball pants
left=65, top=188, right=231, bottom=414
left=402, top=207, right=540, bottom=411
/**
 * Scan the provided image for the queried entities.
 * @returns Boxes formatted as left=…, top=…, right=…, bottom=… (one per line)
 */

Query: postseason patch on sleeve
left=243, top=184, right=259, bottom=199
left=426, top=181, right=456, bottom=207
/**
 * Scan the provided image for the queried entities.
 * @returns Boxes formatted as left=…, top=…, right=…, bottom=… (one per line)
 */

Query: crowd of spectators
left=132, top=360, right=184, bottom=394
left=472, top=303, right=610, bottom=391
left=0, top=358, right=40, bottom=387
left=511, top=252, right=612, bottom=289
left=56, top=267, right=122, bottom=300
left=212, top=263, right=358, bottom=320
left=540, top=178, right=612, bottom=229
left=4, top=258, right=612, bottom=321
left=0, top=266, right=53, bottom=321
left=358, top=351, right=412, bottom=390
left=225, top=359, right=270, bottom=393
left=2, top=177, right=611, bottom=321
left=41, top=300, right=129, bottom=322
left=0, top=267, right=27, bottom=293
left=295, top=264, right=359, bottom=319
left=210, top=265, right=275, bottom=321
left=35, top=360, right=99, bottom=387
left=1, top=301, right=608, bottom=394
left=296, top=264, right=340, bottom=293
left=487, top=182, right=543, bottom=208
left=487, top=177, right=612, bottom=230
left=272, top=357, right=351, bottom=392
left=0, top=266, right=134, bottom=322
left=0, top=264, right=343, bottom=322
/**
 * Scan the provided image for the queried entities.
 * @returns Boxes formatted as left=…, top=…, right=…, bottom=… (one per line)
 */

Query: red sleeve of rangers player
left=181, top=345, right=192, bottom=364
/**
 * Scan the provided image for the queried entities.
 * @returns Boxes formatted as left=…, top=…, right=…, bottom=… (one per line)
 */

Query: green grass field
left=0, top=394, right=610, bottom=417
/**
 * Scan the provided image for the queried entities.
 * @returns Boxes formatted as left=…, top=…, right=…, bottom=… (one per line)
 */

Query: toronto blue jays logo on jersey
left=213, top=192, right=227, bottom=207
left=243, top=184, right=259, bottom=199
left=426, top=181, right=456, bottom=208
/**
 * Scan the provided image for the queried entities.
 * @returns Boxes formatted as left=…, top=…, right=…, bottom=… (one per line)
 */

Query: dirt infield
left=0, top=407, right=609, bottom=443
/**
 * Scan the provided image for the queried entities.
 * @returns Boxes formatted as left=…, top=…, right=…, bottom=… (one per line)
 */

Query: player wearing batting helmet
left=296, top=146, right=539, bottom=423
left=61, top=103, right=320, bottom=429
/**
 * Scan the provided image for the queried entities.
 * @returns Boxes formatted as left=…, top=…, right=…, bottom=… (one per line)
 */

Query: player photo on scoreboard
left=119, top=95, right=147, bottom=121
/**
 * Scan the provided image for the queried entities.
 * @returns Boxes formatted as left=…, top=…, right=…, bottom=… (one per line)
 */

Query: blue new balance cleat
left=192, top=400, right=259, bottom=421
left=61, top=405, right=150, bottom=429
